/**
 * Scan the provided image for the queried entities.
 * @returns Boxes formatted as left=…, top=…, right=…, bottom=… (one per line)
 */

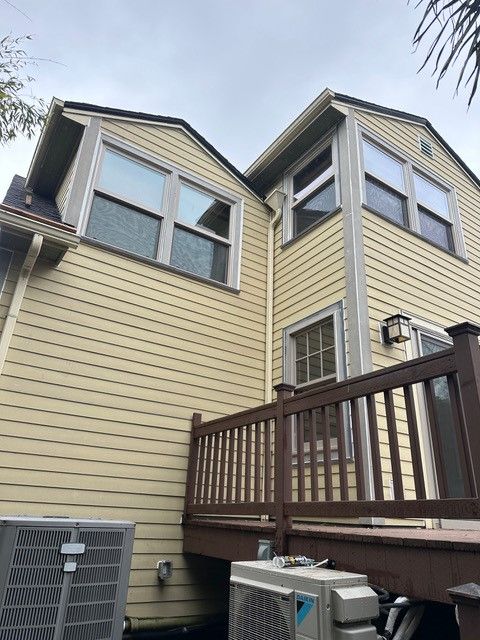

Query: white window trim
left=282, top=128, right=341, bottom=243
left=0, top=248, right=13, bottom=298
left=79, top=132, right=244, bottom=289
left=358, top=125, right=467, bottom=259
left=283, top=302, right=350, bottom=457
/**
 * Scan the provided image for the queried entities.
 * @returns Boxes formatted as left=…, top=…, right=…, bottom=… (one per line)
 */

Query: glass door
left=416, top=330, right=480, bottom=529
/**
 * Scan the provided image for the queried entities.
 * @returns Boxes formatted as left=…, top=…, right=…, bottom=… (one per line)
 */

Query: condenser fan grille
left=229, top=582, right=294, bottom=640
left=0, top=527, right=72, bottom=640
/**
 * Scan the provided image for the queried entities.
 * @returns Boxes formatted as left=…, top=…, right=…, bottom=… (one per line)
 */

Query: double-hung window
left=284, top=136, right=339, bottom=241
left=284, top=304, right=346, bottom=452
left=361, top=132, right=464, bottom=256
left=84, top=143, right=242, bottom=286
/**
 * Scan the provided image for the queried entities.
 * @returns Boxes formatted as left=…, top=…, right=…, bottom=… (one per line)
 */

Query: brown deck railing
left=184, top=322, right=480, bottom=552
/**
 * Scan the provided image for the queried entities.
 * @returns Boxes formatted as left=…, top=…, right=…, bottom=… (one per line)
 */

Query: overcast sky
left=1, top=0, right=479, bottom=200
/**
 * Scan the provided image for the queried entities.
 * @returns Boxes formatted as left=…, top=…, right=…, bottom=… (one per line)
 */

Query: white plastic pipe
left=0, top=233, right=43, bottom=374
left=392, top=605, right=425, bottom=640
left=384, top=596, right=409, bottom=638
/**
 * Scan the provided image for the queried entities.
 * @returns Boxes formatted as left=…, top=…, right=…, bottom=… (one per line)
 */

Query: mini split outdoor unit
left=229, top=560, right=379, bottom=640
left=0, top=517, right=135, bottom=640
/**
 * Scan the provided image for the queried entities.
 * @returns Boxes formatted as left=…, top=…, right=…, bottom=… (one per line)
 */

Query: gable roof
left=246, top=89, right=480, bottom=195
left=334, top=92, right=480, bottom=191
left=63, top=101, right=261, bottom=198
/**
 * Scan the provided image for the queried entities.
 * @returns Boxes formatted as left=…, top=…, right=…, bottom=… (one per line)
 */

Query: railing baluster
left=350, top=398, right=366, bottom=500
left=245, top=424, right=252, bottom=502
left=335, top=402, right=349, bottom=501
left=366, top=394, right=384, bottom=500
left=321, top=406, right=333, bottom=501
left=297, top=412, right=306, bottom=502
left=203, top=434, right=213, bottom=504
left=210, top=432, right=219, bottom=503
left=235, top=427, right=244, bottom=503
left=424, top=378, right=449, bottom=499
left=264, top=420, right=272, bottom=502
left=403, top=384, right=426, bottom=500
left=254, top=422, right=262, bottom=502
left=226, top=429, right=235, bottom=503
left=384, top=389, right=404, bottom=501
left=218, top=431, right=227, bottom=503
left=447, top=374, right=476, bottom=498
left=185, top=413, right=201, bottom=516
left=309, top=409, right=319, bottom=501
left=196, top=435, right=207, bottom=504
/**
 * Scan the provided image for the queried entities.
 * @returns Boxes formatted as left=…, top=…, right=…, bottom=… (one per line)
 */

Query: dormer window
left=83, top=143, right=242, bottom=287
left=284, top=135, right=340, bottom=242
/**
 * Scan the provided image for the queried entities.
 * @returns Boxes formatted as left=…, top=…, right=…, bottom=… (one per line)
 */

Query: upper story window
left=361, top=133, right=465, bottom=257
left=284, top=135, right=340, bottom=242
left=83, top=144, right=242, bottom=287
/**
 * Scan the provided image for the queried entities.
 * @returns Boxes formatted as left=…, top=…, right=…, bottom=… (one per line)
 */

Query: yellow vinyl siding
left=356, top=108, right=480, bottom=499
left=0, top=121, right=269, bottom=624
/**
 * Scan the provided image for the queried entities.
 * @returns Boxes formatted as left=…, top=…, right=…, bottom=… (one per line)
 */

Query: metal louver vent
left=63, top=529, right=126, bottom=640
left=229, top=582, right=294, bottom=640
left=419, top=136, right=434, bottom=158
left=0, top=527, right=72, bottom=640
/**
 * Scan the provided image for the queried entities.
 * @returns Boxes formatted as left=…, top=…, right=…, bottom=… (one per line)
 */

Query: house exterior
left=1, top=89, right=479, bottom=631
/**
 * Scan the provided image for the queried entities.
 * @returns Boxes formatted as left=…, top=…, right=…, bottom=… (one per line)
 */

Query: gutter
left=0, top=233, right=43, bottom=373
left=0, top=206, right=79, bottom=249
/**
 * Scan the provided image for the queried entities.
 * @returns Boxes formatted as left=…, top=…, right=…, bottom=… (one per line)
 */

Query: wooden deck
left=184, top=518, right=480, bottom=604
left=182, top=323, right=480, bottom=637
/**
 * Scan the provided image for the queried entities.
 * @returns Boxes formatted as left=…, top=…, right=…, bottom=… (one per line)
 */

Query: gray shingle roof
left=3, top=175, right=62, bottom=223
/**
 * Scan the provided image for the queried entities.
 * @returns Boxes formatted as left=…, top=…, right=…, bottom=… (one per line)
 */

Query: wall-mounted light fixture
left=382, top=314, right=412, bottom=345
left=264, top=188, right=286, bottom=212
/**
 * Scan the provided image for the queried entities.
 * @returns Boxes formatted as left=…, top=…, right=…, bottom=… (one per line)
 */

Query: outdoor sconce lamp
left=264, top=188, right=287, bottom=212
left=382, top=314, right=412, bottom=345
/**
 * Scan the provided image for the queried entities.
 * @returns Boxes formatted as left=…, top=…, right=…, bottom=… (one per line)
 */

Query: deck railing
left=184, top=322, right=480, bottom=552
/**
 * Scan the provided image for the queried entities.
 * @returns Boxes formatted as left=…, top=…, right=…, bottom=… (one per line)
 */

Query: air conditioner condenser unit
left=0, top=516, right=135, bottom=640
left=229, top=560, right=379, bottom=640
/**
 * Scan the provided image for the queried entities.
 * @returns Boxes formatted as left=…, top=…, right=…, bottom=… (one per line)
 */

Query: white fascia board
left=25, top=98, right=65, bottom=188
left=245, top=88, right=336, bottom=178
left=0, top=207, right=79, bottom=249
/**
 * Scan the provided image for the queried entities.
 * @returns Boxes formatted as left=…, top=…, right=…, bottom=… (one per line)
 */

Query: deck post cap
left=445, top=322, right=480, bottom=338
left=447, top=583, right=480, bottom=606
left=273, top=383, right=296, bottom=392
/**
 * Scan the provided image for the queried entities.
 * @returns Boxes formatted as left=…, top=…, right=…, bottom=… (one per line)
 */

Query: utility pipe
left=264, top=190, right=286, bottom=403
left=0, top=233, right=43, bottom=374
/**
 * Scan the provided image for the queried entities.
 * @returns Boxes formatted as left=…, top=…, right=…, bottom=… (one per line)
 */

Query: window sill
left=81, top=236, right=241, bottom=294
left=362, top=203, right=469, bottom=265
left=282, top=205, right=342, bottom=250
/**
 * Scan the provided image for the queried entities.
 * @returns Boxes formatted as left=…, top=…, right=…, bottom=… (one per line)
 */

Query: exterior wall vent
left=0, top=517, right=135, bottom=640
left=419, top=136, right=434, bottom=158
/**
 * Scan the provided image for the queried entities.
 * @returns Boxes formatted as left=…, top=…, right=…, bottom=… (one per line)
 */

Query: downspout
left=264, top=190, right=286, bottom=403
left=0, top=233, right=43, bottom=373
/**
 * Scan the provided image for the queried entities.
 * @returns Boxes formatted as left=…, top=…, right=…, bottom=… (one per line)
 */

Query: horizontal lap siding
left=356, top=109, right=480, bottom=497
left=0, top=121, right=268, bottom=623
left=272, top=214, right=346, bottom=385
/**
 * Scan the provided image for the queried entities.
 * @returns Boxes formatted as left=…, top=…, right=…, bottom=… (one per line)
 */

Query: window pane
left=322, top=348, right=336, bottom=377
left=414, top=173, right=449, bottom=219
left=293, top=147, right=332, bottom=201
left=178, top=183, right=230, bottom=238
left=170, top=227, right=228, bottom=283
left=293, top=180, right=336, bottom=237
left=98, top=150, right=165, bottom=211
left=86, top=195, right=160, bottom=258
left=363, top=140, right=404, bottom=190
left=308, top=327, right=321, bottom=354
left=366, top=177, right=407, bottom=226
left=296, top=334, right=307, bottom=359
left=418, top=208, right=453, bottom=251
left=309, top=353, right=322, bottom=381
left=321, top=318, right=335, bottom=349
left=296, top=358, right=308, bottom=385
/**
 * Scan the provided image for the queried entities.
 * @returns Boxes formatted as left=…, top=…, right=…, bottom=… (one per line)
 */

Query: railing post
left=447, top=583, right=480, bottom=640
left=183, top=412, right=202, bottom=523
left=445, top=322, right=480, bottom=496
left=273, top=383, right=295, bottom=555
